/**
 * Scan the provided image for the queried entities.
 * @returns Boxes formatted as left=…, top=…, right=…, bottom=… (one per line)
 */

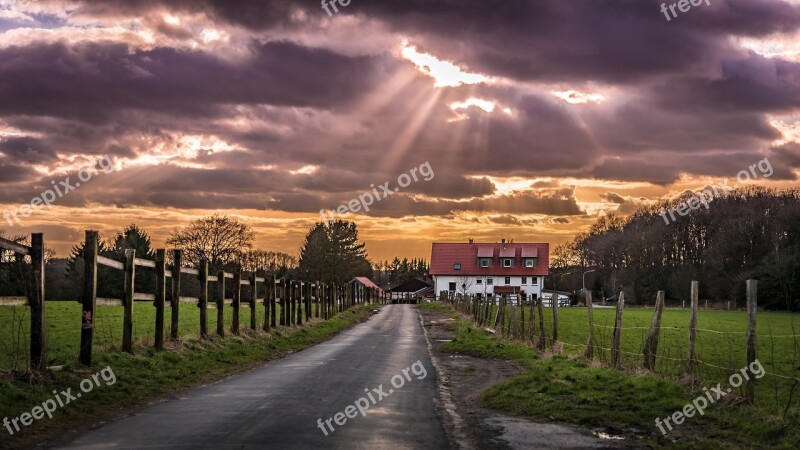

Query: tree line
left=550, top=187, right=800, bottom=310
left=1, top=214, right=430, bottom=300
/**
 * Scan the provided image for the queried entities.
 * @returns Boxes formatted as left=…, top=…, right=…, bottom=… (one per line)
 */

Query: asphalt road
left=59, top=304, right=449, bottom=449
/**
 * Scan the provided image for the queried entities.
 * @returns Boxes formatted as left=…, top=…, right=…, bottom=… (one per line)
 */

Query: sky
left=0, top=0, right=799, bottom=262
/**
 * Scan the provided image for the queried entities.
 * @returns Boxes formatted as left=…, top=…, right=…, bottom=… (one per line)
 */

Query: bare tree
left=166, top=214, right=255, bottom=270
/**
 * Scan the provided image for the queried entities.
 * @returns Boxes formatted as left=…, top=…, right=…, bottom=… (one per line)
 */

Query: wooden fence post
left=585, top=290, right=594, bottom=359
left=80, top=230, right=98, bottom=365
left=232, top=271, right=241, bottom=335
left=315, top=283, right=320, bottom=318
left=122, top=249, right=135, bottom=353
left=643, top=291, right=664, bottom=370
left=278, top=278, right=286, bottom=326
left=270, top=276, right=277, bottom=328
left=154, top=249, right=166, bottom=350
left=217, top=271, right=225, bottom=337
left=746, top=279, right=757, bottom=403
left=249, top=273, right=257, bottom=331
left=198, top=260, right=208, bottom=338
left=297, top=281, right=304, bottom=325
left=611, top=291, right=626, bottom=368
left=170, top=249, right=181, bottom=340
left=529, top=295, right=536, bottom=343
left=264, top=274, right=272, bottom=331
left=536, top=296, right=545, bottom=351
left=29, top=233, right=46, bottom=369
left=687, top=280, right=699, bottom=378
left=551, top=294, right=559, bottom=346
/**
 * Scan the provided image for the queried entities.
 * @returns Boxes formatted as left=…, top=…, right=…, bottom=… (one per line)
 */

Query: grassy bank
left=453, top=302, right=800, bottom=413
left=421, top=303, right=800, bottom=449
left=0, top=304, right=376, bottom=449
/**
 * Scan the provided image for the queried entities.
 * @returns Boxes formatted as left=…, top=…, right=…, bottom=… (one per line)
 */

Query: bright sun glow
left=290, top=165, right=318, bottom=175
left=450, top=98, right=495, bottom=113
left=163, top=14, right=181, bottom=25
left=552, top=90, right=606, bottom=104
left=400, top=41, right=490, bottom=87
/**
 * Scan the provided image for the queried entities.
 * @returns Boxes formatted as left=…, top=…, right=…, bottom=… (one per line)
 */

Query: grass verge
left=429, top=304, right=800, bottom=449
left=0, top=304, right=377, bottom=449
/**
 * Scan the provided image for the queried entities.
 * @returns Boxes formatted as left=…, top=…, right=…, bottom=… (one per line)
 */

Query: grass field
left=0, top=301, right=286, bottom=370
left=465, top=303, right=800, bottom=413
left=422, top=303, right=800, bottom=449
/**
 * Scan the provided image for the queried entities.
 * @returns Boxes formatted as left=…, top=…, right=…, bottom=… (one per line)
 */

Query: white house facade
left=429, top=240, right=550, bottom=301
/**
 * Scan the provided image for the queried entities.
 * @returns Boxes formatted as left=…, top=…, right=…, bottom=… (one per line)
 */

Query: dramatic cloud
left=0, top=0, right=798, bottom=259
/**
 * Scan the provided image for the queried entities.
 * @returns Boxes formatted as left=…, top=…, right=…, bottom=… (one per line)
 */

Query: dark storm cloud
left=0, top=40, right=388, bottom=122
left=0, top=136, right=57, bottom=163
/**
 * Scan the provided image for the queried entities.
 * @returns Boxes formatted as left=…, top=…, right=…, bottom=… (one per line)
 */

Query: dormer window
left=524, top=258, right=537, bottom=268
left=502, top=258, right=513, bottom=268
left=479, top=258, right=491, bottom=268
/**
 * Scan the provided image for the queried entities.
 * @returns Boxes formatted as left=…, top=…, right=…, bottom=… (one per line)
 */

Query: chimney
left=468, top=238, right=474, bottom=244
left=501, top=238, right=506, bottom=246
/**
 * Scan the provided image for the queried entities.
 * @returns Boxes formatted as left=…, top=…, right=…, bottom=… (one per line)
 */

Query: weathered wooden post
left=170, top=249, right=181, bottom=340
left=249, top=273, right=257, bottom=330
left=552, top=294, right=559, bottom=346
left=643, top=291, right=664, bottom=370
left=611, top=291, right=626, bottom=368
left=231, top=271, right=241, bottom=334
left=27, top=233, right=46, bottom=369
left=687, top=281, right=699, bottom=378
left=198, top=259, right=209, bottom=338
left=315, top=283, right=320, bottom=318
left=122, top=249, right=136, bottom=353
left=279, top=278, right=286, bottom=326
left=536, top=297, right=545, bottom=351
left=80, top=231, right=98, bottom=365
left=216, top=270, right=225, bottom=337
left=746, top=279, right=757, bottom=403
left=154, top=249, right=166, bottom=350
left=585, top=290, right=594, bottom=359
left=270, top=276, right=277, bottom=328
left=264, top=274, right=272, bottom=331
left=297, top=281, right=304, bottom=325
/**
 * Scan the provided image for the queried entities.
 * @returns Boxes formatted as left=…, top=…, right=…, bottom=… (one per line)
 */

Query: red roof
left=352, top=277, right=383, bottom=292
left=430, top=242, right=549, bottom=276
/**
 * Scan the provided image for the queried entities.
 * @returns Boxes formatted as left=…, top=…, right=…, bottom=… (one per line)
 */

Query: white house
left=429, top=239, right=550, bottom=302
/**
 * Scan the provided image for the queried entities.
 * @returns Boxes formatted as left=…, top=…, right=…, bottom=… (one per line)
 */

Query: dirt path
left=418, top=306, right=644, bottom=450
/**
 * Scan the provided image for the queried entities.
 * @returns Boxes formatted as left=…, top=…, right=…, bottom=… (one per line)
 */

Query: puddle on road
left=482, top=415, right=632, bottom=449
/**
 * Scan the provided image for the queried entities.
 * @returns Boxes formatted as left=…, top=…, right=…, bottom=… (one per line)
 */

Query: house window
left=487, top=278, right=493, bottom=285
left=454, top=263, right=461, bottom=270
left=479, top=258, right=491, bottom=268
left=504, top=277, right=511, bottom=285
left=532, top=277, right=538, bottom=285
left=476, top=278, right=482, bottom=285
left=448, top=282, right=456, bottom=291
left=524, top=258, right=537, bottom=268
left=502, top=258, right=512, bottom=268
left=522, top=276, right=527, bottom=285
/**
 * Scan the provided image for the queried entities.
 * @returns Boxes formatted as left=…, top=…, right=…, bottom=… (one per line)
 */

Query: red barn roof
left=430, top=242, right=549, bottom=276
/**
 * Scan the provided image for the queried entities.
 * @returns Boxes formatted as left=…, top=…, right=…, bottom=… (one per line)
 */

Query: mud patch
left=418, top=306, right=641, bottom=449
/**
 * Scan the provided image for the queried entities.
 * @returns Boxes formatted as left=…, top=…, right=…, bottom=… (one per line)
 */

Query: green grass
left=476, top=304, right=800, bottom=413
left=438, top=313, right=800, bottom=449
left=0, top=302, right=290, bottom=370
left=0, top=303, right=375, bottom=449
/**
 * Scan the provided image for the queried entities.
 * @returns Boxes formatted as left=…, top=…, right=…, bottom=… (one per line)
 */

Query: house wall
left=433, top=275, right=543, bottom=299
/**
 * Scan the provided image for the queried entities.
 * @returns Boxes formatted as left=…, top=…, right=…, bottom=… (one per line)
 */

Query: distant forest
left=551, top=187, right=800, bottom=311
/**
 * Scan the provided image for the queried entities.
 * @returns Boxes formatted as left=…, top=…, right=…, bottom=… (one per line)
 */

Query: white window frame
left=532, top=277, right=538, bottom=285
left=524, top=259, right=534, bottom=268
left=522, top=276, right=527, bottom=285
left=503, top=259, right=512, bottom=268
left=504, top=276, right=511, bottom=285
left=487, top=277, right=493, bottom=285
left=480, top=258, right=491, bottom=268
